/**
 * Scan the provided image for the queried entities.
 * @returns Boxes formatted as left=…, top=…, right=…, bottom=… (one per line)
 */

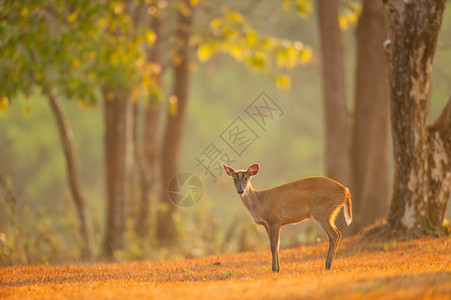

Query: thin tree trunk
left=316, top=0, right=351, bottom=186
left=102, top=94, right=133, bottom=257
left=44, top=87, right=93, bottom=261
left=135, top=13, right=163, bottom=237
left=131, top=101, right=143, bottom=229
left=316, top=0, right=352, bottom=234
left=382, top=0, right=450, bottom=234
left=135, top=103, right=160, bottom=236
left=156, top=0, right=193, bottom=246
left=350, top=0, right=389, bottom=233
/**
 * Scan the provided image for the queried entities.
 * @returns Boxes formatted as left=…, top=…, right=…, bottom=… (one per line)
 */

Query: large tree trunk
left=350, top=0, right=389, bottom=233
left=316, top=0, right=351, bottom=186
left=156, top=1, right=193, bottom=246
left=382, top=0, right=450, bottom=234
left=102, top=95, right=133, bottom=258
left=44, top=87, right=93, bottom=261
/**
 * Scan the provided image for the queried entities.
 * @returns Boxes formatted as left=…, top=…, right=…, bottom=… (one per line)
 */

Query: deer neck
left=239, top=183, right=266, bottom=225
left=241, top=181, right=255, bottom=196
left=239, top=183, right=258, bottom=206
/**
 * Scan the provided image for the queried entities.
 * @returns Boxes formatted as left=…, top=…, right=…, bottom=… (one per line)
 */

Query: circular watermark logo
left=168, top=172, right=203, bottom=207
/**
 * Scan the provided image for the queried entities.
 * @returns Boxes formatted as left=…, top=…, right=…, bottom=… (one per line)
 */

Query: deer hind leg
left=327, top=222, right=341, bottom=270
left=311, top=212, right=341, bottom=270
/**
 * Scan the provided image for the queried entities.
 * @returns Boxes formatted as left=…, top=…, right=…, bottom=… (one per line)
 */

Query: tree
left=156, top=0, right=194, bottom=245
left=381, top=0, right=450, bottom=234
left=45, top=86, right=94, bottom=260
left=314, top=0, right=393, bottom=234
left=135, top=12, right=164, bottom=238
left=102, top=93, right=133, bottom=257
left=316, top=0, right=351, bottom=187
left=100, top=0, right=160, bottom=258
left=0, top=1, right=107, bottom=260
left=1, top=1, right=155, bottom=260
left=350, top=0, right=389, bottom=232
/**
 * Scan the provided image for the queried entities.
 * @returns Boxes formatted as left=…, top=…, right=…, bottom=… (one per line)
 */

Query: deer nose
left=238, top=190, right=244, bottom=195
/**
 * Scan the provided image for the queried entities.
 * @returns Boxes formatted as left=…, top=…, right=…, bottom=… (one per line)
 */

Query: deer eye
left=233, top=178, right=237, bottom=183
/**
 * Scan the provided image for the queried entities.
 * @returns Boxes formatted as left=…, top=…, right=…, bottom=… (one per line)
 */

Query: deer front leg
left=267, top=224, right=281, bottom=273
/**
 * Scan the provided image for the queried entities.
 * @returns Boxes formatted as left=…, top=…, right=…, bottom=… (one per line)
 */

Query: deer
left=222, top=163, right=352, bottom=273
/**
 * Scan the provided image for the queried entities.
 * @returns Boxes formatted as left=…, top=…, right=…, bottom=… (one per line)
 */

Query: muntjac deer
left=223, top=163, right=352, bottom=272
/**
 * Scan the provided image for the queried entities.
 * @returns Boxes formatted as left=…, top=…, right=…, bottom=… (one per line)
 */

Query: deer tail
left=343, top=188, right=353, bottom=226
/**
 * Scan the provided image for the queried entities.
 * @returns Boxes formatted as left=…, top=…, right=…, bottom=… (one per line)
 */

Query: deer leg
left=312, top=214, right=340, bottom=270
left=268, top=224, right=281, bottom=273
left=323, top=222, right=340, bottom=270
left=331, top=223, right=341, bottom=260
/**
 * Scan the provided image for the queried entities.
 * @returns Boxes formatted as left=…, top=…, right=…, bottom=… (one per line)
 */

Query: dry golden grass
left=1, top=237, right=450, bottom=299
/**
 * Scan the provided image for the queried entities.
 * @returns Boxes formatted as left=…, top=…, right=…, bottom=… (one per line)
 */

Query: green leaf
left=23, top=105, right=29, bottom=116
left=299, top=47, right=313, bottom=65
left=197, top=43, right=214, bottom=62
left=245, top=30, right=258, bottom=47
left=210, top=18, right=222, bottom=30
left=296, top=0, right=312, bottom=19
left=275, top=75, right=291, bottom=90
left=228, top=44, right=245, bottom=61
left=145, top=29, right=157, bottom=46
left=169, top=95, right=178, bottom=116
left=339, top=15, right=349, bottom=30
left=227, top=12, right=244, bottom=24
left=0, top=97, right=9, bottom=114
left=282, top=0, right=292, bottom=10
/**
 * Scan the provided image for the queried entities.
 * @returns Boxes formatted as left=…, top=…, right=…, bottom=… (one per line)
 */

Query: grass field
left=1, top=236, right=450, bottom=299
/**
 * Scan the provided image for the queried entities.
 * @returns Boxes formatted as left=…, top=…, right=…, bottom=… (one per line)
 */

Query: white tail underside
left=343, top=203, right=351, bottom=225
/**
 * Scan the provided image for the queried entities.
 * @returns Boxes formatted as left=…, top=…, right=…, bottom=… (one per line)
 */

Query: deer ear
left=222, top=164, right=235, bottom=177
left=247, top=164, right=259, bottom=176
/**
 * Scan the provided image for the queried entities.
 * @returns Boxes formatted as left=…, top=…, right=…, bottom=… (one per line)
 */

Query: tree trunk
left=427, top=100, right=451, bottom=228
left=350, top=0, right=389, bottom=233
left=102, top=94, right=133, bottom=258
left=156, top=1, right=193, bottom=246
left=135, top=99, right=161, bottom=237
left=316, top=0, right=351, bottom=186
left=382, top=0, right=450, bottom=234
left=135, top=13, right=163, bottom=237
left=44, top=87, right=93, bottom=261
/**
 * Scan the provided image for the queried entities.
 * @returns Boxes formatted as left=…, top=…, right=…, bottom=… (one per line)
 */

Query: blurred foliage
left=0, top=0, right=158, bottom=107
left=338, top=1, right=361, bottom=30
left=194, top=8, right=313, bottom=90
left=0, top=173, right=82, bottom=265
left=282, top=0, right=313, bottom=19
